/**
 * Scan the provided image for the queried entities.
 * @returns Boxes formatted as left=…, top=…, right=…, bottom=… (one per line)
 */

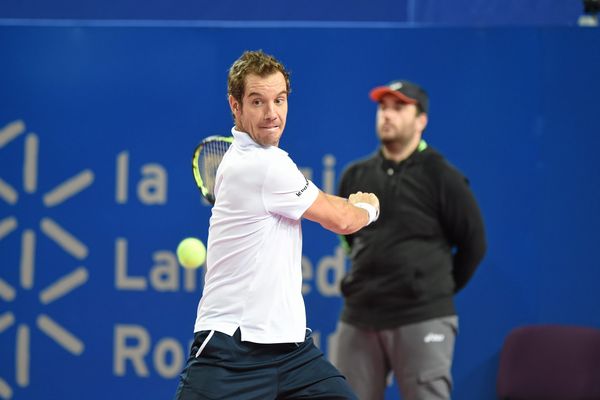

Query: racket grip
left=354, top=202, right=379, bottom=225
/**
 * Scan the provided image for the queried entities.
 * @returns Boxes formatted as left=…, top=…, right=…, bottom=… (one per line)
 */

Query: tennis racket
left=192, top=135, right=233, bottom=204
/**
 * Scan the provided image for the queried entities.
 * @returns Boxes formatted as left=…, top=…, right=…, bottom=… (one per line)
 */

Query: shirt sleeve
left=438, top=163, right=487, bottom=292
left=262, top=153, right=319, bottom=220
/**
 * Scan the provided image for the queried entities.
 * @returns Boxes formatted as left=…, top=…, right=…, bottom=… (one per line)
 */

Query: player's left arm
left=263, top=154, right=378, bottom=234
left=438, top=166, right=487, bottom=292
left=303, top=191, right=379, bottom=235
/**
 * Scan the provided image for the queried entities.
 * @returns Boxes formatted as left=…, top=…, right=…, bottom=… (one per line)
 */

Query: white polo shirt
left=193, top=127, right=320, bottom=343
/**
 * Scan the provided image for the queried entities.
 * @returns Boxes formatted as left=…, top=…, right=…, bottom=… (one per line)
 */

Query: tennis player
left=173, top=50, right=379, bottom=400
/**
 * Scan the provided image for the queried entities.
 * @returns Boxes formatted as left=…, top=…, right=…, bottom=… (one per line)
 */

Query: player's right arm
left=303, top=191, right=379, bottom=235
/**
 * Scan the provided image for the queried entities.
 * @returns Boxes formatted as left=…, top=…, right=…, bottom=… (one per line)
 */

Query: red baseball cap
left=369, top=80, right=429, bottom=114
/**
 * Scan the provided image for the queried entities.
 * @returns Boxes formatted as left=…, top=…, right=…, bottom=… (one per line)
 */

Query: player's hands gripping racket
left=192, top=135, right=233, bottom=204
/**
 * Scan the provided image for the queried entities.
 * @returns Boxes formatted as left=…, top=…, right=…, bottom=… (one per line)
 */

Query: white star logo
left=0, top=120, right=94, bottom=399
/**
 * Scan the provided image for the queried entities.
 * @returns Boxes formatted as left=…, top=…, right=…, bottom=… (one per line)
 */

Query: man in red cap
left=331, top=80, right=487, bottom=400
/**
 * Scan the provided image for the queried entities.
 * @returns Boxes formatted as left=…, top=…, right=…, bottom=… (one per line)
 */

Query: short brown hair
left=227, top=50, right=291, bottom=103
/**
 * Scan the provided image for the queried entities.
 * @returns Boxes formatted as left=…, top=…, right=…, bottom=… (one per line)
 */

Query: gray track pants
left=330, top=316, right=458, bottom=400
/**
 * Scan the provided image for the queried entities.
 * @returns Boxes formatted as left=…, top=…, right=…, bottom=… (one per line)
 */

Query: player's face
left=376, top=94, right=424, bottom=145
left=230, top=72, right=288, bottom=147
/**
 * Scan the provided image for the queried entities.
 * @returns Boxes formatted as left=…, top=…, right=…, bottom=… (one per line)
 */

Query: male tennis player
left=173, top=50, right=379, bottom=400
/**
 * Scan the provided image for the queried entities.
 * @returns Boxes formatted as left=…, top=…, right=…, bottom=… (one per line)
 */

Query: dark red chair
left=497, top=324, right=600, bottom=400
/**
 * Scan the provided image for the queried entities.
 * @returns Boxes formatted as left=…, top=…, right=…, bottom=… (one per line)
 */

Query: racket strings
left=198, top=140, right=230, bottom=197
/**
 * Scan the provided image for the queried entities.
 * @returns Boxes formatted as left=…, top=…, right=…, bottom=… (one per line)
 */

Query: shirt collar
left=231, top=127, right=259, bottom=148
left=378, top=139, right=428, bottom=160
left=230, top=127, right=288, bottom=155
left=378, top=139, right=428, bottom=169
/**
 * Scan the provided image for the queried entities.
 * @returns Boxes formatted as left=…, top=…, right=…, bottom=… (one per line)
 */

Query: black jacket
left=338, top=142, right=487, bottom=329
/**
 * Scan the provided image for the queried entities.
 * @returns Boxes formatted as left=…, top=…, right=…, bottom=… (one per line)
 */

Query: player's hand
left=349, top=191, right=379, bottom=210
left=348, top=192, right=380, bottom=224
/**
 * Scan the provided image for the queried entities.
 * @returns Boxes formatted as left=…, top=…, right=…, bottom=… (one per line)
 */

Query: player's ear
left=229, top=95, right=240, bottom=114
left=417, top=112, right=428, bottom=132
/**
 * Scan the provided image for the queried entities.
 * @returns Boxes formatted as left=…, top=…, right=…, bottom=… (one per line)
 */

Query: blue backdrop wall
left=0, top=0, right=585, bottom=26
left=1, top=21, right=600, bottom=400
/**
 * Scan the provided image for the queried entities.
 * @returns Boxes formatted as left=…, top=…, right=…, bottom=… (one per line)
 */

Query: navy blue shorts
left=173, top=328, right=357, bottom=400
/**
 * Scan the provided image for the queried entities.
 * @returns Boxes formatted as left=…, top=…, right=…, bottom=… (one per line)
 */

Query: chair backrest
left=497, top=324, right=600, bottom=400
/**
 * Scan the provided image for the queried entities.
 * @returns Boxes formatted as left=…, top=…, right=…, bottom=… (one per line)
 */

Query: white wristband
left=354, top=202, right=379, bottom=225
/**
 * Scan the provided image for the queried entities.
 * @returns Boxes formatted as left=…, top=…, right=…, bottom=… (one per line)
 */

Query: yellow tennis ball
left=176, top=237, right=206, bottom=269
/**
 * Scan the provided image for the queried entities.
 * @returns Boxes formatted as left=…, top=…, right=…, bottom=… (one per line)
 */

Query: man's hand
left=348, top=192, right=380, bottom=225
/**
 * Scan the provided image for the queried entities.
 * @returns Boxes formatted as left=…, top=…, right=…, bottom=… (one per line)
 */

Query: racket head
left=191, top=135, right=233, bottom=204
